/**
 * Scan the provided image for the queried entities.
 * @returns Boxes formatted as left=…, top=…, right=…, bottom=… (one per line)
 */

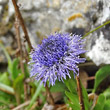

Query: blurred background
left=0, top=0, right=110, bottom=65
left=0, top=0, right=110, bottom=110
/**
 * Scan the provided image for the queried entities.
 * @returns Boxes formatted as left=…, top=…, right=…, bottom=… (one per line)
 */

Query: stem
left=23, top=42, right=29, bottom=63
left=45, top=84, right=54, bottom=105
left=12, top=0, right=32, bottom=50
left=76, top=75, right=85, bottom=110
left=83, top=20, right=110, bottom=38
left=12, top=100, right=30, bottom=110
left=15, top=14, right=28, bottom=101
left=15, top=16, right=25, bottom=75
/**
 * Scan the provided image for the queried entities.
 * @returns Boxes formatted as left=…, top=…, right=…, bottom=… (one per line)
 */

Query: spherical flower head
left=29, top=33, right=86, bottom=86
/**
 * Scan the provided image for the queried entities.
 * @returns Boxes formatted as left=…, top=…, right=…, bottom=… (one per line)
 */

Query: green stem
left=27, top=83, right=43, bottom=110
left=83, top=20, right=110, bottom=38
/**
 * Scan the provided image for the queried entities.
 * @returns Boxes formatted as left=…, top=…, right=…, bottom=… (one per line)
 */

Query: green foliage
left=1, top=25, right=110, bottom=109
left=0, top=43, right=46, bottom=109
left=50, top=80, right=66, bottom=92
left=94, top=94, right=105, bottom=110
left=0, top=83, right=14, bottom=95
left=103, top=88, right=110, bottom=99
left=27, top=82, right=44, bottom=109
left=64, top=72, right=90, bottom=110
left=92, top=65, right=110, bottom=110
left=103, top=100, right=110, bottom=110
left=93, top=65, right=110, bottom=92
left=13, top=74, right=24, bottom=98
left=0, top=90, right=15, bottom=106
left=93, top=91, right=110, bottom=110
left=82, top=84, right=90, bottom=110
left=65, top=68, right=110, bottom=110
left=0, top=72, right=11, bottom=85
left=11, top=58, right=21, bottom=80
left=65, top=90, right=80, bottom=110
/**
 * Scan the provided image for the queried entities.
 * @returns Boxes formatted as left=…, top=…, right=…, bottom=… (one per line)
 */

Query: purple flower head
left=29, top=33, right=86, bottom=86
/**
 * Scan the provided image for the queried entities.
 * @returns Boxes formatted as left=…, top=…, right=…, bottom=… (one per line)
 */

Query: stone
left=0, top=0, right=110, bottom=66
left=85, top=0, right=110, bottom=65
left=86, top=32, right=110, bottom=65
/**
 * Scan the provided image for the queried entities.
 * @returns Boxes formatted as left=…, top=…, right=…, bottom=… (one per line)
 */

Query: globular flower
left=29, top=33, right=86, bottom=86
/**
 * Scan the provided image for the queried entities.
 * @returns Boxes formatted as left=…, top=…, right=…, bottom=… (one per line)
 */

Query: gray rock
left=86, top=32, right=110, bottom=65
left=85, top=0, right=110, bottom=65
left=0, top=0, right=110, bottom=66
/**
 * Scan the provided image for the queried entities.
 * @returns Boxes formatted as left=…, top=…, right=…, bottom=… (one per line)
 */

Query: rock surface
left=0, top=0, right=110, bottom=65
left=85, top=0, right=110, bottom=65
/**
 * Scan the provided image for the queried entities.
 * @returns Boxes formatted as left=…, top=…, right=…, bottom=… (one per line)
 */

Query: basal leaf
left=0, top=72, right=11, bottom=85
left=27, top=83, right=43, bottom=109
left=50, top=80, right=66, bottom=92
left=12, top=58, right=21, bottom=80
left=94, top=94, right=105, bottom=110
left=65, top=72, right=90, bottom=110
left=13, top=74, right=24, bottom=95
left=0, top=83, right=14, bottom=95
left=82, top=84, right=90, bottom=110
left=104, top=100, right=110, bottom=110
left=94, top=65, right=110, bottom=92
left=65, top=91, right=79, bottom=104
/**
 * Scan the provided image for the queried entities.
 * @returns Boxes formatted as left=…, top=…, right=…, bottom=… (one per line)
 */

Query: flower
left=29, top=33, right=86, bottom=86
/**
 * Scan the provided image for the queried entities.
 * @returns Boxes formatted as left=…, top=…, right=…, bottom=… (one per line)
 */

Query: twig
left=15, top=14, right=28, bottom=101
left=12, top=0, right=31, bottom=101
left=87, top=76, right=95, bottom=81
left=23, top=42, right=29, bottom=63
left=30, top=102, right=38, bottom=110
left=45, top=84, right=54, bottom=105
left=12, top=0, right=32, bottom=49
left=56, top=104, right=67, bottom=110
left=24, top=81, right=28, bottom=101
left=14, top=16, right=22, bottom=104
left=15, top=16, right=25, bottom=75
left=76, top=75, right=85, bottom=110
left=12, top=100, right=30, bottom=110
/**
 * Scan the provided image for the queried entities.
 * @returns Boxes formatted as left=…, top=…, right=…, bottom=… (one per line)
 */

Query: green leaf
left=24, top=63, right=29, bottom=78
left=94, top=65, right=110, bottom=92
left=103, top=88, right=110, bottom=99
left=0, top=91, right=13, bottom=106
left=65, top=73, right=90, bottom=110
left=65, top=91, right=79, bottom=104
left=68, top=101, right=80, bottom=110
left=0, top=72, right=11, bottom=85
left=103, top=88, right=110, bottom=100
left=0, top=89, right=16, bottom=109
left=64, top=72, right=77, bottom=93
left=50, top=80, right=66, bottom=92
left=13, top=74, right=24, bottom=95
left=94, top=94, right=105, bottom=110
left=94, top=103, right=103, bottom=110
left=104, top=100, right=110, bottom=110
left=82, top=84, right=90, bottom=110
left=65, top=79, right=80, bottom=110
left=0, top=83, right=14, bottom=95
left=27, top=83, right=43, bottom=109
left=11, top=58, right=21, bottom=80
